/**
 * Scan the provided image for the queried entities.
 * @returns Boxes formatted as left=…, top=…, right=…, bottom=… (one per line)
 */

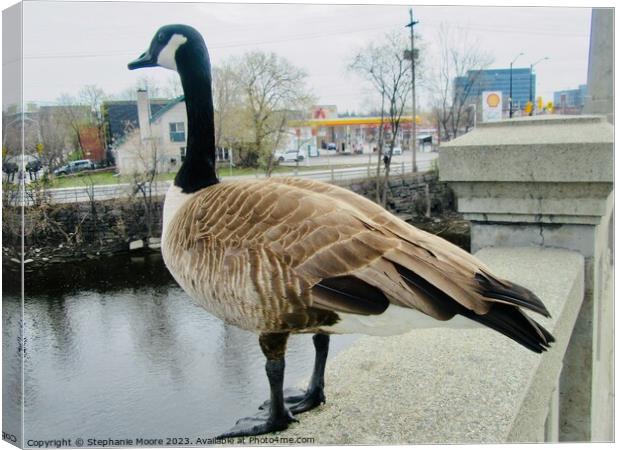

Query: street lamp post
left=529, top=57, right=549, bottom=116
left=509, top=52, right=524, bottom=119
left=405, top=8, right=419, bottom=172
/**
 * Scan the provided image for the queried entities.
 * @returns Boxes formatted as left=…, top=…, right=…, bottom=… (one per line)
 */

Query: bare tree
left=122, top=124, right=162, bottom=241
left=2, top=111, right=41, bottom=161
left=79, top=84, right=109, bottom=163
left=52, top=85, right=110, bottom=163
left=38, top=107, right=70, bottom=169
left=230, top=51, right=314, bottom=175
left=429, top=23, right=493, bottom=141
left=56, top=93, right=92, bottom=157
left=350, top=31, right=413, bottom=206
left=212, top=63, right=247, bottom=159
left=162, top=74, right=183, bottom=99
left=79, top=85, right=107, bottom=121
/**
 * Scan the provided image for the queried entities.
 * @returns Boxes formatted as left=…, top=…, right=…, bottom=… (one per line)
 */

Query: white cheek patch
left=157, top=33, right=188, bottom=71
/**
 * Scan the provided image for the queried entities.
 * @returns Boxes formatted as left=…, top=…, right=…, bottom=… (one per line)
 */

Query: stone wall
left=345, top=171, right=455, bottom=218
left=2, top=196, right=164, bottom=265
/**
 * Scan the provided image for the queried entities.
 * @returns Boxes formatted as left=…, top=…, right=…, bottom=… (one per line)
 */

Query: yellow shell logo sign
left=486, top=93, right=500, bottom=108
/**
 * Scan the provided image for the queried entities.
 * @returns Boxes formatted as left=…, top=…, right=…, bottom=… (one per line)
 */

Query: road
left=11, top=151, right=437, bottom=205
left=279, top=149, right=437, bottom=168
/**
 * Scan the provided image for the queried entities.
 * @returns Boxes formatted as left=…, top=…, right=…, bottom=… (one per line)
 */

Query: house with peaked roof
left=114, top=90, right=231, bottom=176
left=102, top=97, right=172, bottom=148
left=114, top=91, right=187, bottom=176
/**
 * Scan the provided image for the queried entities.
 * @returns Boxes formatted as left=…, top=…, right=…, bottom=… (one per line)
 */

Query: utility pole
left=509, top=52, right=524, bottom=119
left=406, top=8, right=419, bottom=172
left=529, top=57, right=549, bottom=116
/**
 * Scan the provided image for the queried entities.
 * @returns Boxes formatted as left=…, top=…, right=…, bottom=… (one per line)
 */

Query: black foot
left=216, top=408, right=297, bottom=438
left=259, top=387, right=326, bottom=414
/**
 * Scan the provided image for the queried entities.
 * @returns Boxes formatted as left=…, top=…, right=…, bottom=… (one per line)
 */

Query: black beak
left=128, top=50, right=157, bottom=70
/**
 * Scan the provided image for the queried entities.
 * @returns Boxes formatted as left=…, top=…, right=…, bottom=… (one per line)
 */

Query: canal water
left=3, top=254, right=357, bottom=442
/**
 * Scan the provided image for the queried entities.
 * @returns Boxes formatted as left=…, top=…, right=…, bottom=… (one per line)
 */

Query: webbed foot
left=216, top=407, right=297, bottom=438
left=259, top=387, right=325, bottom=414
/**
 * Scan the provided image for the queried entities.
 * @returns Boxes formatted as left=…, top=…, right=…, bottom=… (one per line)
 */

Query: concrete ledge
left=438, top=116, right=613, bottom=228
left=277, top=247, right=584, bottom=444
left=450, top=182, right=612, bottom=224
left=439, top=115, right=612, bottom=183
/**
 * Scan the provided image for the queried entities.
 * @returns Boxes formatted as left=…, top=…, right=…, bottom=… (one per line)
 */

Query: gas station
left=288, top=115, right=437, bottom=158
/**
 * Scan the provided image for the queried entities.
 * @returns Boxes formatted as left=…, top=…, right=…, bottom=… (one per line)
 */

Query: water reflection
left=2, top=294, right=23, bottom=444
left=3, top=254, right=357, bottom=442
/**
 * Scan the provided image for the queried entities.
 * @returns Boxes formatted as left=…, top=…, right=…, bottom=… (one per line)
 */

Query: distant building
left=3, top=104, right=106, bottom=168
left=102, top=97, right=175, bottom=148
left=78, top=127, right=106, bottom=162
left=288, top=115, right=437, bottom=155
left=114, top=92, right=186, bottom=175
left=114, top=90, right=230, bottom=176
left=454, top=68, right=534, bottom=114
left=310, top=105, right=338, bottom=120
left=553, top=84, right=587, bottom=114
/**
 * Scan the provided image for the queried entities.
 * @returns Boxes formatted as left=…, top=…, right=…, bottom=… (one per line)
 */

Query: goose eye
left=158, top=32, right=166, bottom=43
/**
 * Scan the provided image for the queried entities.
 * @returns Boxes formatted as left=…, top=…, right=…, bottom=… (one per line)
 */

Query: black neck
left=174, top=44, right=219, bottom=193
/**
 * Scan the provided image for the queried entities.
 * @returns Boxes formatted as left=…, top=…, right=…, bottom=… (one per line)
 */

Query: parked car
left=383, top=146, right=402, bottom=156
left=53, top=159, right=95, bottom=176
left=276, top=149, right=304, bottom=162
left=25, top=159, right=43, bottom=173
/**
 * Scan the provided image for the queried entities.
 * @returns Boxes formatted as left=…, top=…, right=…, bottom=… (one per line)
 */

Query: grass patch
left=48, top=172, right=122, bottom=188
left=47, top=171, right=176, bottom=189
left=47, top=162, right=370, bottom=188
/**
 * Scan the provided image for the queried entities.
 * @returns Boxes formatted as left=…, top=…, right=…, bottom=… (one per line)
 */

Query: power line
left=19, top=16, right=588, bottom=62
left=19, top=22, right=400, bottom=61
left=420, top=18, right=588, bottom=38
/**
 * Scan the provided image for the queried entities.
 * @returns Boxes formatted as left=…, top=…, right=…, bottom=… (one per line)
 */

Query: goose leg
left=217, top=332, right=296, bottom=438
left=260, top=333, right=330, bottom=414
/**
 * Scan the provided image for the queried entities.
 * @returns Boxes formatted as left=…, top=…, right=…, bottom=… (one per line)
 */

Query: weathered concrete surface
left=580, top=10, right=615, bottom=438
left=439, top=115, right=612, bottom=184
left=452, top=182, right=612, bottom=224
left=583, top=8, right=614, bottom=122
left=276, top=248, right=583, bottom=444
left=439, top=115, right=612, bottom=227
left=589, top=194, right=614, bottom=442
left=439, top=114, right=613, bottom=441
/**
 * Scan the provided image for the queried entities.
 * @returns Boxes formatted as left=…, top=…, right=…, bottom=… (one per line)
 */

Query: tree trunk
left=375, top=93, right=386, bottom=204
left=381, top=159, right=391, bottom=207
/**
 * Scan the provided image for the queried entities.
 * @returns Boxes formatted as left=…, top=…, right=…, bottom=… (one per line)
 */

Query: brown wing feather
left=268, top=178, right=550, bottom=318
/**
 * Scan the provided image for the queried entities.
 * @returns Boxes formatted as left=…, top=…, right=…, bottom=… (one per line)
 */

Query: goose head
left=128, top=24, right=208, bottom=74
left=128, top=24, right=219, bottom=194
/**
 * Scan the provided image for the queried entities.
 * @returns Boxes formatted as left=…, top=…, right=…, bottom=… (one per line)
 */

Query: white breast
left=320, top=304, right=481, bottom=336
left=161, top=183, right=194, bottom=248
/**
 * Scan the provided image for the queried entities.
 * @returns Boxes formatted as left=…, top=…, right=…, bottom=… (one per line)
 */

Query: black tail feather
left=393, top=262, right=554, bottom=353
left=458, top=303, right=553, bottom=353
left=475, top=271, right=551, bottom=318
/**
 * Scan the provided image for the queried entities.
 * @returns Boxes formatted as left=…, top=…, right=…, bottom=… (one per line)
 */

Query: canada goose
left=128, top=24, right=554, bottom=438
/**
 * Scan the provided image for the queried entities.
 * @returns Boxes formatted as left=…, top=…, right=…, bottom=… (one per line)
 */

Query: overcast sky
left=6, top=1, right=596, bottom=113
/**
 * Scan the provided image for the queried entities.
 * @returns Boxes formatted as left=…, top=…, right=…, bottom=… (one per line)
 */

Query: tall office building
left=454, top=68, right=534, bottom=113
left=553, top=85, right=588, bottom=113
